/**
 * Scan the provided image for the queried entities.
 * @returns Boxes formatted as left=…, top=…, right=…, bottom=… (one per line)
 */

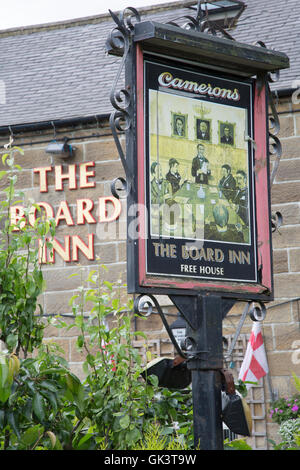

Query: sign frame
left=127, top=43, right=272, bottom=301
left=121, top=20, right=289, bottom=302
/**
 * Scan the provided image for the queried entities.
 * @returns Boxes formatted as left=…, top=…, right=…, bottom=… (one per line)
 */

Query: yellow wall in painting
left=150, top=135, right=248, bottom=190
left=149, top=89, right=250, bottom=189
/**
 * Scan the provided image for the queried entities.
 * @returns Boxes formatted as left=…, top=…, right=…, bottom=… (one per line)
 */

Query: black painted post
left=186, top=295, right=224, bottom=450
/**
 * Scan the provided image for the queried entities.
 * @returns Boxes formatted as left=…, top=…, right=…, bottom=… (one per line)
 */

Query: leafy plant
left=0, top=141, right=79, bottom=450
left=133, top=421, right=188, bottom=450
left=224, top=438, right=252, bottom=450
left=57, top=265, right=194, bottom=450
left=0, top=141, right=55, bottom=357
left=234, top=379, right=257, bottom=398
left=269, top=395, right=300, bottom=425
left=277, top=418, right=300, bottom=450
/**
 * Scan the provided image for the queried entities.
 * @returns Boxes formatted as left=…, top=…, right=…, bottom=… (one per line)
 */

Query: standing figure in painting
left=232, top=170, right=249, bottom=226
left=191, top=143, right=211, bottom=185
left=218, top=164, right=236, bottom=202
left=166, top=158, right=182, bottom=194
left=150, top=161, right=171, bottom=205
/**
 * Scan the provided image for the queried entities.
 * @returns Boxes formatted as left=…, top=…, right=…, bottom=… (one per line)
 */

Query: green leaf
left=2, top=153, right=9, bottom=165
left=0, top=385, right=11, bottom=404
left=7, top=411, right=20, bottom=439
left=6, top=333, right=18, bottom=350
left=38, top=367, right=67, bottom=375
left=134, top=331, right=148, bottom=340
left=77, top=335, right=84, bottom=349
left=292, top=372, right=300, bottom=393
left=0, top=409, right=5, bottom=428
left=21, top=425, right=43, bottom=447
left=0, top=359, right=9, bottom=387
left=68, top=294, right=79, bottom=306
left=76, top=433, right=94, bottom=449
left=119, top=415, right=130, bottom=429
left=40, top=380, right=58, bottom=393
left=33, top=392, right=45, bottom=422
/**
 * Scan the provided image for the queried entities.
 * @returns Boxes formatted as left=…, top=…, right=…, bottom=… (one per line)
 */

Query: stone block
left=274, top=273, right=300, bottom=298
left=268, top=351, right=300, bottom=376
left=271, top=181, right=300, bottom=204
left=14, top=148, right=52, bottom=170
left=274, top=323, right=300, bottom=351
left=265, top=300, right=292, bottom=323
left=95, top=160, right=125, bottom=183
left=281, top=137, right=300, bottom=159
left=84, top=139, right=122, bottom=162
left=272, top=226, right=300, bottom=249
left=45, top=291, right=74, bottom=315
left=69, top=363, right=86, bottom=382
left=42, top=266, right=89, bottom=292
left=289, top=248, right=300, bottom=272
left=272, top=203, right=300, bottom=225
left=275, top=159, right=300, bottom=182
left=296, top=114, right=300, bottom=135
left=273, top=249, right=288, bottom=274
left=0, top=169, right=32, bottom=191
left=278, top=115, right=295, bottom=138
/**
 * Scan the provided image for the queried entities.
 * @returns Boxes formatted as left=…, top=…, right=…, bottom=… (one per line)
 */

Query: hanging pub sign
left=143, top=58, right=255, bottom=285
left=109, top=17, right=289, bottom=301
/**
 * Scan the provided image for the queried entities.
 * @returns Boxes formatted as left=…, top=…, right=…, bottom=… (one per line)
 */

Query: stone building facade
left=0, top=0, right=299, bottom=449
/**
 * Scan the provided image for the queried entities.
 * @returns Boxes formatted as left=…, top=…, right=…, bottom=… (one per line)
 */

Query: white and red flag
left=238, top=321, right=269, bottom=388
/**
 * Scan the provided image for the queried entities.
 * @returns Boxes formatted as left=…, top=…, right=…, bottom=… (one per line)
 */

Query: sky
left=0, top=0, right=176, bottom=30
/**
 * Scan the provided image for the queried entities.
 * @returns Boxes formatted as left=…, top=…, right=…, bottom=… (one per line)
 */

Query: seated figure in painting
left=205, top=204, right=244, bottom=243
left=232, top=169, right=249, bottom=226
left=166, top=158, right=182, bottom=194
left=218, top=164, right=236, bottom=202
left=150, top=161, right=172, bottom=205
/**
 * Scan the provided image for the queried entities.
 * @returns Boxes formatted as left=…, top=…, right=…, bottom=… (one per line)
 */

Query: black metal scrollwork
left=134, top=294, right=188, bottom=359
left=106, top=7, right=141, bottom=198
left=254, top=41, right=283, bottom=234
left=167, top=0, right=235, bottom=40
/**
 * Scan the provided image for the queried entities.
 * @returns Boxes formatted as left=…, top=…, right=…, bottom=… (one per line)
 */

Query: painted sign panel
left=134, top=47, right=273, bottom=299
left=144, top=56, right=256, bottom=282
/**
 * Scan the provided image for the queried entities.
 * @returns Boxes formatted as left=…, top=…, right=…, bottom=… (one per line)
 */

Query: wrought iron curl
left=134, top=294, right=188, bottom=359
left=254, top=41, right=284, bottom=234
left=248, top=301, right=267, bottom=322
left=107, top=7, right=141, bottom=195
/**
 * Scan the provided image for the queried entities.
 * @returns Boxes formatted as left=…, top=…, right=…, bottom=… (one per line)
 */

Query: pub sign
left=121, top=20, right=289, bottom=301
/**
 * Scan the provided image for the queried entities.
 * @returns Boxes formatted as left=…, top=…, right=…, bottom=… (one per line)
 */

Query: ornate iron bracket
left=167, top=0, right=235, bottom=40
left=106, top=7, right=141, bottom=199
left=255, top=41, right=283, bottom=233
left=224, top=301, right=266, bottom=366
left=134, top=294, right=189, bottom=359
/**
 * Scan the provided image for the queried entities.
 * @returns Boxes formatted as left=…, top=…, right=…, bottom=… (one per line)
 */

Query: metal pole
left=192, top=369, right=223, bottom=450
left=184, top=294, right=224, bottom=450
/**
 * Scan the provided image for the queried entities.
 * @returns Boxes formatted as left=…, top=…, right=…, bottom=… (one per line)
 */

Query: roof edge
left=0, top=1, right=193, bottom=37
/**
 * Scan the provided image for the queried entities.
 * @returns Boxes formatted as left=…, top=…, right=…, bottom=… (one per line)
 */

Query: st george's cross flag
left=238, top=322, right=269, bottom=388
